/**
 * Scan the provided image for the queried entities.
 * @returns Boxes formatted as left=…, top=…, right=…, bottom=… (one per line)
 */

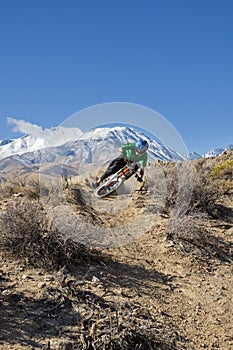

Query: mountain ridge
left=0, top=126, right=185, bottom=167
left=0, top=126, right=232, bottom=167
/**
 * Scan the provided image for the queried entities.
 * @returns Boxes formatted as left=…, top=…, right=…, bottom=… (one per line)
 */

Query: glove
left=135, top=174, right=143, bottom=182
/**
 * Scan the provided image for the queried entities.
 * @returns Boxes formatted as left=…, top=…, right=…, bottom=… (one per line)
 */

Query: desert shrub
left=48, top=285, right=179, bottom=350
left=153, top=158, right=230, bottom=218
left=21, top=177, right=47, bottom=199
left=72, top=302, right=178, bottom=349
left=185, top=159, right=228, bottom=217
left=190, top=169, right=220, bottom=214
left=0, top=199, right=102, bottom=270
left=209, top=159, right=233, bottom=180
left=167, top=212, right=232, bottom=262
left=221, top=179, right=233, bottom=195
left=163, top=162, right=193, bottom=217
left=163, top=164, right=179, bottom=211
left=0, top=174, right=50, bottom=200
left=162, top=163, right=190, bottom=213
left=0, top=175, right=26, bottom=197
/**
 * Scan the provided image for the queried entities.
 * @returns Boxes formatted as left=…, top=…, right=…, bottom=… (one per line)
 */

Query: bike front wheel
left=94, top=177, right=123, bottom=199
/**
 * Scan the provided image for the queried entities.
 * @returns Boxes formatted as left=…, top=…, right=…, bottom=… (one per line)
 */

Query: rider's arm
left=140, top=153, right=147, bottom=169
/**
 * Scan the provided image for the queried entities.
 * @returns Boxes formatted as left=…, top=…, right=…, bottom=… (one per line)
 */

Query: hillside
left=0, top=151, right=232, bottom=349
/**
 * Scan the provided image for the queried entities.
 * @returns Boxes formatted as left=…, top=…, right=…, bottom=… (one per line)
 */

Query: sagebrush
left=167, top=212, right=232, bottom=262
left=0, top=199, right=102, bottom=270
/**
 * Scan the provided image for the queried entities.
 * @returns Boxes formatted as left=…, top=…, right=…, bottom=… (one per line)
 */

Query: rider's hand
left=135, top=174, right=143, bottom=182
left=139, top=168, right=144, bottom=177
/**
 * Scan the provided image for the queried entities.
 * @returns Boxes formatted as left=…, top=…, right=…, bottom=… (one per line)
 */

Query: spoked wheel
left=94, top=177, right=123, bottom=198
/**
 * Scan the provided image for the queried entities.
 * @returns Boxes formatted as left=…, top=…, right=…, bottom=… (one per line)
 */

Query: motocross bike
left=93, top=162, right=143, bottom=199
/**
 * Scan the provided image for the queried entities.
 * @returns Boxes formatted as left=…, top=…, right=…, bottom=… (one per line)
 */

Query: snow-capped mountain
left=0, top=126, right=83, bottom=160
left=1, top=125, right=232, bottom=173
left=187, top=145, right=233, bottom=160
left=0, top=139, right=14, bottom=147
left=0, top=126, right=185, bottom=173
left=203, top=144, right=233, bottom=158
left=78, top=126, right=185, bottom=162
left=187, top=152, right=202, bottom=160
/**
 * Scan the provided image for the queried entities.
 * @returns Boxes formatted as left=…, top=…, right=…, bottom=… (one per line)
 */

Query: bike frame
left=93, top=162, right=141, bottom=199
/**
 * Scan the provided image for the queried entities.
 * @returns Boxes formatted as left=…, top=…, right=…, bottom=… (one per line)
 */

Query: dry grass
left=167, top=212, right=232, bottom=263
left=210, top=159, right=233, bottom=179
left=0, top=276, right=179, bottom=350
left=0, top=174, right=50, bottom=199
left=0, top=199, right=180, bottom=349
left=54, top=286, right=178, bottom=350
left=163, top=156, right=232, bottom=218
left=0, top=199, right=102, bottom=271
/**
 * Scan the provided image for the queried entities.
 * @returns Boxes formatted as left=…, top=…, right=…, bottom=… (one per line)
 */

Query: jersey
left=121, top=142, right=147, bottom=167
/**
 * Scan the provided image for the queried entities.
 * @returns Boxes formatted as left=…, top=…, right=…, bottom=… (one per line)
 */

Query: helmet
left=136, top=139, right=149, bottom=154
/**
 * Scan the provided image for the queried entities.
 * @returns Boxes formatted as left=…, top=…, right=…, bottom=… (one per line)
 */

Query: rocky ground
left=0, top=155, right=232, bottom=349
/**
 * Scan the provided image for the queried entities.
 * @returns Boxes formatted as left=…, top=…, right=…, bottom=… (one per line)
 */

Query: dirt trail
left=0, top=174, right=233, bottom=349
left=62, top=179, right=233, bottom=349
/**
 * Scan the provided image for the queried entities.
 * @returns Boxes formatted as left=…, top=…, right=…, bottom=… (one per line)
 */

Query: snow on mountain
left=2, top=124, right=232, bottom=173
left=187, top=152, right=202, bottom=160
left=1, top=119, right=232, bottom=169
left=203, top=144, right=233, bottom=158
left=78, top=126, right=185, bottom=162
left=0, top=125, right=185, bottom=167
left=0, top=139, right=14, bottom=147
left=36, top=126, right=185, bottom=166
left=0, top=126, right=83, bottom=160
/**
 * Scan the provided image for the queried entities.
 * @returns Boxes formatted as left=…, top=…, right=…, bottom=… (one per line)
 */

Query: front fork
left=117, top=163, right=139, bottom=179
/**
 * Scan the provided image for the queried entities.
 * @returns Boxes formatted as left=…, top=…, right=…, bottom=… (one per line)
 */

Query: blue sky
left=0, top=0, right=232, bottom=154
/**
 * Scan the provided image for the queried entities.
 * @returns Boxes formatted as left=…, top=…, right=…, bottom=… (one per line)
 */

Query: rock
left=102, top=255, right=111, bottom=263
left=13, top=192, right=23, bottom=197
left=92, top=276, right=100, bottom=283
left=22, top=274, right=31, bottom=280
left=1, top=289, right=13, bottom=300
left=44, top=275, right=55, bottom=281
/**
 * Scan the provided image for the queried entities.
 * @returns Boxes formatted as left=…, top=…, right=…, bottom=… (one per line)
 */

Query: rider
left=95, top=139, right=149, bottom=187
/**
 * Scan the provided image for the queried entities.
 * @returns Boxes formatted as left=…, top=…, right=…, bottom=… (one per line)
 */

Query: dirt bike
left=93, top=162, right=143, bottom=199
